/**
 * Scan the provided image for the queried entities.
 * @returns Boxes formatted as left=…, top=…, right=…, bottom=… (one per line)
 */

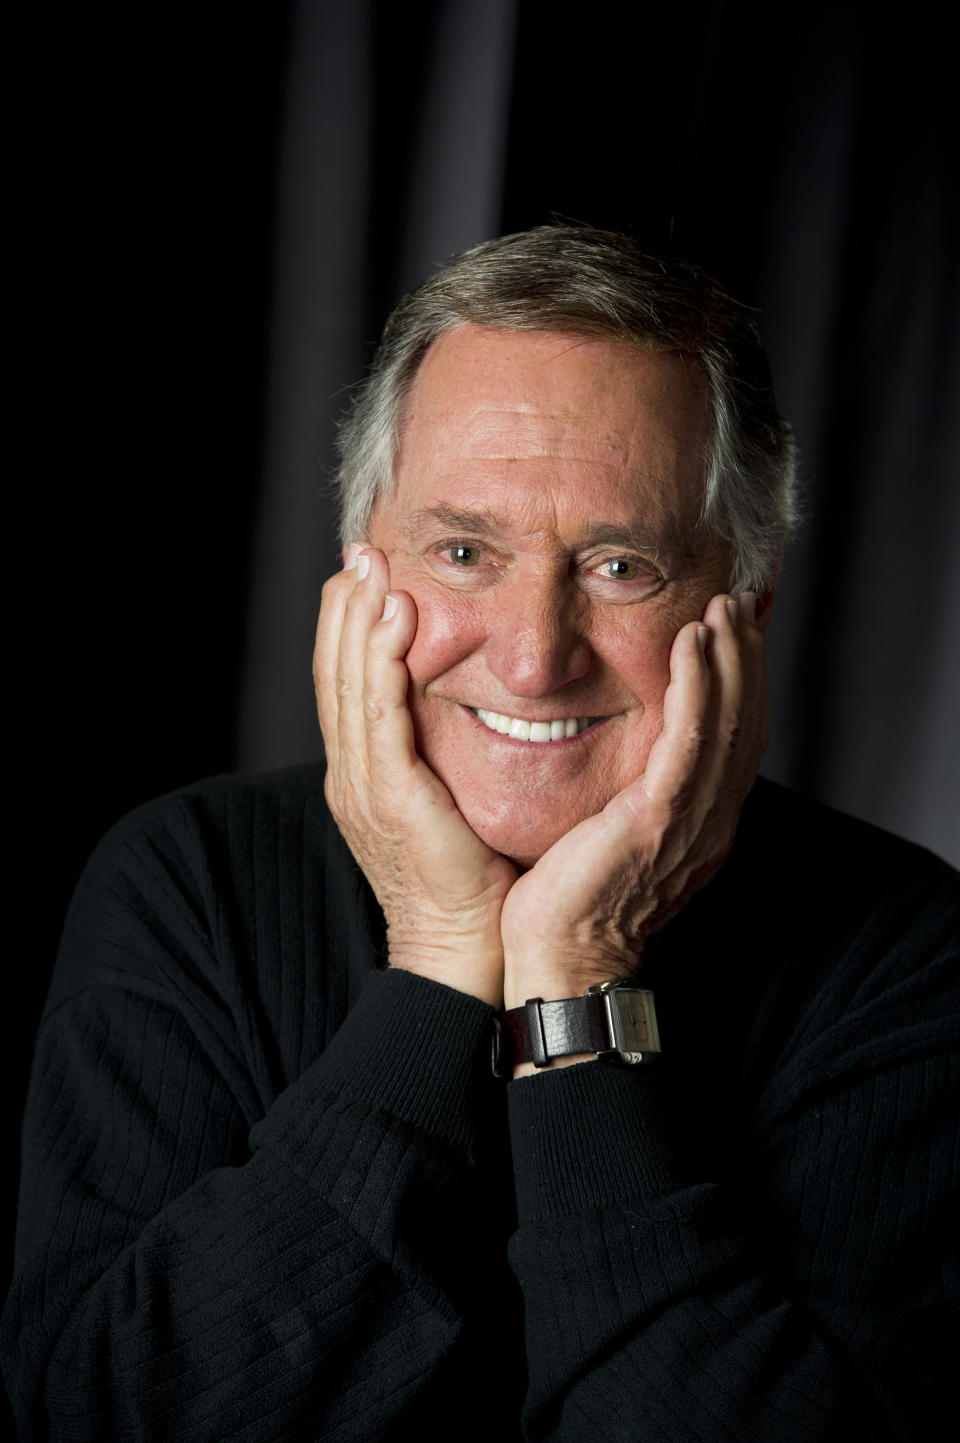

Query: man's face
left=365, top=324, right=732, bottom=867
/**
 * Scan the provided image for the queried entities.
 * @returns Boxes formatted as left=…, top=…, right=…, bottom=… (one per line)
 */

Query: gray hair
left=336, top=226, right=798, bottom=592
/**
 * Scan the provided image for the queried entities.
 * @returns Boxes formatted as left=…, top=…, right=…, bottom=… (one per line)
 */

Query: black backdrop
left=7, top=0, right=958, bottom=1380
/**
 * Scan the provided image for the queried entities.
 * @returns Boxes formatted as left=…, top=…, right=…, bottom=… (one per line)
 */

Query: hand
left=500, top=592, right=768, bottom=1030
left=314, top=546, right=517, bottom=1007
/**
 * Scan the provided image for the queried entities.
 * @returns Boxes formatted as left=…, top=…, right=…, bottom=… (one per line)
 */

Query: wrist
left=494, top=982, right=661, bottom=1079
left=512, top=1053, right=593, bottom=1079
left=503, top=954, right=634, bottom=1013
left=388, top=932, right=505, bottom=1009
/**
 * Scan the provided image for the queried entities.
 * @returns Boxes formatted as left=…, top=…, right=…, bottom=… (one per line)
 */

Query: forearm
left=3, top=970, right=505, bottom=1442
left=507, top=1057, right=953, bottom=1442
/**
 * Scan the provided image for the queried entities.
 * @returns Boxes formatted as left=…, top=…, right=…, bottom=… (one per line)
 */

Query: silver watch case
left=587, top=981, right=661, bottom=1064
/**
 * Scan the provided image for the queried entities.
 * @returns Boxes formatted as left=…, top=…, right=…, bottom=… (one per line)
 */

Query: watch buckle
left=490, top=1015, right=511, bottom=1078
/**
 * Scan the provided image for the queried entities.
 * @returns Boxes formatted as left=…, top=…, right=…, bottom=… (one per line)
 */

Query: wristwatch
left=492, top=980, right=660, bottom=1077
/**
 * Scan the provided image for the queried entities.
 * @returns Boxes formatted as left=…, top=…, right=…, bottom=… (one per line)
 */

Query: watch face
left=607, top=988, right=661, bottom=1059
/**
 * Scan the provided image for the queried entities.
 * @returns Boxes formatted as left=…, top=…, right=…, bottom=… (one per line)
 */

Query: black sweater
left=3, top=767, right=958, bottom=1441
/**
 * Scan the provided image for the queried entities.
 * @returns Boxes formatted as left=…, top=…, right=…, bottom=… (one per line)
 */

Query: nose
left=484, top=578, right=592, bottom=697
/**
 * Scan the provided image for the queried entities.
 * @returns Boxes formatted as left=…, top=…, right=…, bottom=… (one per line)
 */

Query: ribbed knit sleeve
left=1, top=775, right=515, bottom=1442
left=504, top=836, right=960, bottom=1442
left=5, top=770, right=957, bottom=1441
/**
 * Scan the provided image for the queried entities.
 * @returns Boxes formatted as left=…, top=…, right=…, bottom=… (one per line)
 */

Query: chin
left=457, top=797, right=580, bottom=871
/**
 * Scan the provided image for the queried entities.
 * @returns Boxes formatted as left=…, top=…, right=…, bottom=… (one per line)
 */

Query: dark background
left=7, top=0, right=958, bottom=1396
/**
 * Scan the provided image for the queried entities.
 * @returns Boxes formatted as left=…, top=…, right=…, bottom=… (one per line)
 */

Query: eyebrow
left=404, top=504, right=680, bottom=559
left=405, top=504, right=504, bottom=538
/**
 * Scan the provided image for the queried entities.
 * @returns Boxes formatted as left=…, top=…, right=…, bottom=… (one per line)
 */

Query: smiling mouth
left=470, top=707, right=603, bottom=742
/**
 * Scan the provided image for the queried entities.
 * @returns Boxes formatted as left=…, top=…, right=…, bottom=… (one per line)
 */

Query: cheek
left=403, top=588, right=484, bottom=688
left=590, top=610, right=675, bottom=701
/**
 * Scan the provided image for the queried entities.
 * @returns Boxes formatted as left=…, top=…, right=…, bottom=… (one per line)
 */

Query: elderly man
left=4, top=228, right=957, bottom=1441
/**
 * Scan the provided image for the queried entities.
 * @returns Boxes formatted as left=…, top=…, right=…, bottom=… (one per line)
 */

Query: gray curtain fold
left=237, top=0, right=517, bottom=772
left=238, top=0, right=958, bottom=866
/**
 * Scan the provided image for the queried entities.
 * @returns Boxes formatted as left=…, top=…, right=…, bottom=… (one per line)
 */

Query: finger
left=362, top=588, right=433, bottom=794
left=363, top=592, right=469, bottom=831
left=334, top=547, right=393, bottom=770
left=699, top=592, right=744, bottom=784
left=700, top=590, right=766, bottom=807
left=314, top=544, right=365, bottom=740
left=624, top=618, right=712, bottom=818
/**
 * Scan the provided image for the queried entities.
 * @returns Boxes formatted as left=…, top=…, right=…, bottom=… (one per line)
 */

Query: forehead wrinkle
left=455, top=407, right=635, bottom=463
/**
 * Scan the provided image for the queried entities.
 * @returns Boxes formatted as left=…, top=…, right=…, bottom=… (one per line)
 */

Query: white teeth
left=472, top=709, right=596, bottom=742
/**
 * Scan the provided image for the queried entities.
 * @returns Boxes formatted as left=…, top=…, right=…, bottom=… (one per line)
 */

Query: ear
left=754, top=584, right=776, bottom=634
left=751, top=538, right=783, bottom=634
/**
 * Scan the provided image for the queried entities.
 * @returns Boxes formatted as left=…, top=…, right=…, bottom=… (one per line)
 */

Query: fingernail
left=726, top=596, right=739, bottom=627
left=343, top=543, right=362, bottom=571
left=381, top=594, right=398, bottom=622
left=739, top=591, right=757, bottom=622
left=356, top=552, right=371, bottom=580
left=697, top=625, right=709, bottom=652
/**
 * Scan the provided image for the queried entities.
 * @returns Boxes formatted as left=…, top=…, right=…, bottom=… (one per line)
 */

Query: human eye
left=427, top=537, right=496, bottom=582
left=582, top=553, right=663, bottom=599
left=441, top=543, right=483, bottom=566
left=596, top=558, right=642, bottom=580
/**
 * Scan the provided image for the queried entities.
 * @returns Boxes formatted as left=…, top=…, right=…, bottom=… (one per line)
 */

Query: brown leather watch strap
left=499, top=993, right=612, bottom=1068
